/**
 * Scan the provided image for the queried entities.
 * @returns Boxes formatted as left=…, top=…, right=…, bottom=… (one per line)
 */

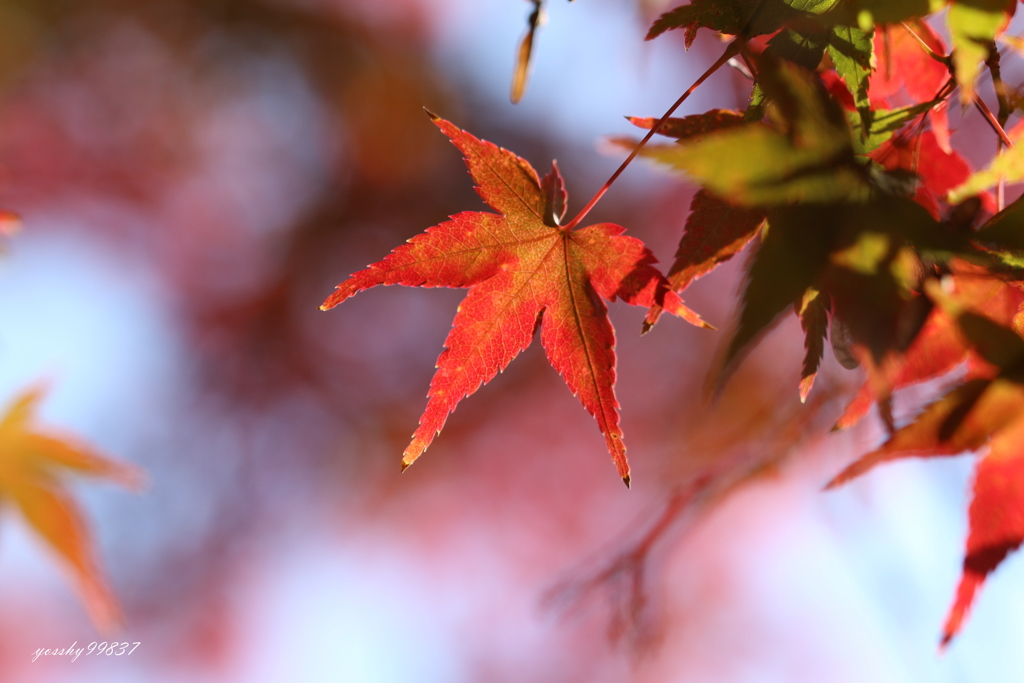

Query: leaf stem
left=899, top=21, right=951, bottom=66
left=985, top=45, right=1012, bottom=128
left=899, top=20, right=1013, bottom=153
left=985, top=45, right=1011, bottom=212
left=973, top=94, right=1014, bottom=148
left=562, top=40, right=741, bottom=231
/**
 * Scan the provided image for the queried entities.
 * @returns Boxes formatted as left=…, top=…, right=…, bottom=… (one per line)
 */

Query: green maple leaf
left=637, top=58, right=870, bottom=206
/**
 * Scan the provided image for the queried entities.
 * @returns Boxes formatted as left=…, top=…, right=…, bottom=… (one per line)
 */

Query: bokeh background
left=0, top=0, right=1023, bottom=680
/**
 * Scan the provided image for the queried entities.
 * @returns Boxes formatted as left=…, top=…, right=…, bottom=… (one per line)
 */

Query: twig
left=562, top=40, right=741, bottom=230
left=974, top=94, right=1014, bottom=148
left=986, top=45, right=1011, bottom=212
left=901, top=22, right=1013, bottom=153
left=900, top=21, right=952, bottom=67
left=985, top=45, right=1012, bottom=127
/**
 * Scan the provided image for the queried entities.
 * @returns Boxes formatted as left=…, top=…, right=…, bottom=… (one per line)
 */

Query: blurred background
left=0, top=0, right=1022, bottom=680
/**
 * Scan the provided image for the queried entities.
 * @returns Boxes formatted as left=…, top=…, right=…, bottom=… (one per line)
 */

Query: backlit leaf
left=625, top=109, right=745, bottom=140
left=798, top=286, right=830, bottom=401
left=830, top=276, right=1024, bottom=643
left=944, top=416, right=1024, bottom=645
left=665, top=190, right=766, bottom=293
left=871, top=20, right=950, bottom=102
left=828, top=25, right=874, bottom=128
left=868, top=129, right=975, bottom=215
left=510, top=1, right=543, bottom=104
left=709, top=203, right=833, bottom=392
left=647, top=0, right=784, bottom=44
left=833, top=266, right=1023, bottom=430
left=765, top=24, right=830, bottom=71
left=643, top=190, right=766, bottom=331
left=849, top=101, right=938, bottom=155
left=638, top=63, right=868, bottom=204
left=829, top=372, right=1024, bottom=644
left=322, top=114, right=711, bottom=484
left=711, top=195, right=941, bottom=393
left=0, top=385, right=145, bottom=633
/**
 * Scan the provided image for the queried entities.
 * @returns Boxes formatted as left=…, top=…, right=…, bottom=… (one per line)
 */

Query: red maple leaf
left=833, top=263, right=1023, bottom=431
left=869, top=131, right=991, bottom=218
left=321, top=113, right=709, bottom=485
left=871, top=21, right=949, bottom=106
left=870, top=22, right=953, bottom=153
left=828, top=280, right=1024, bottom=645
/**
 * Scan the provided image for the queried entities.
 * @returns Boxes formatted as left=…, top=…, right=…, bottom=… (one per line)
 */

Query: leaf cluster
left=324, top=0, right=1024, bottom=647
left=633, top=0, right=1024, bottom=645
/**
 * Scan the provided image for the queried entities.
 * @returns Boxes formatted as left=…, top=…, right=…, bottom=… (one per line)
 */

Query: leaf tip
left=939, top=569, right=985, bottom=650
left=423, top=108, right=440, bottom=121
left=400, top=460, right=412, bottom=473
left=660, top=294, right=713, bottom=331
left=321, top=285, right=355, bottom=311
left=622, top=474, right=631, bottom=489
left=825, top=451, right=880, bottom=489
left=320, top=291, right=342, bottom=311
left=939, top=614, right=960, bottom=652
left=831, top=409, right=862, bottom=432
left=798, top=375, right=816, bottom=404
left=642, top=305, right=663, bottom=335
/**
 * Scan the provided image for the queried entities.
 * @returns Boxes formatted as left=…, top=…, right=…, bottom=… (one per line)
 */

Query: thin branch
left=985, top=45, right=1012, bottom=127
left=900, top=21, right=952, bottom=66
left=539, top=482, right=700, bottom=646
left=561, top=40, right=741, bottom=231
left=986, top=44, right=1011, bottom=212
left=974, top=94, right=1014, bottom=148
left=936, top=76, right=957, bottom=103
left=740, top=50, right=759, bottom=80
left=901, top=19, right=1013, bottom=154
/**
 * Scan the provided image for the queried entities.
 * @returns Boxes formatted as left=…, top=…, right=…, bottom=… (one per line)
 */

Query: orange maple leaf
left=0, top=385, right=145, bottom=632
left=321, top=113, right=710, bottom=485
